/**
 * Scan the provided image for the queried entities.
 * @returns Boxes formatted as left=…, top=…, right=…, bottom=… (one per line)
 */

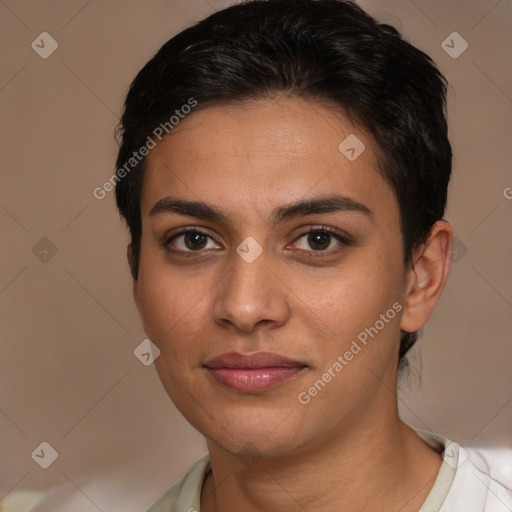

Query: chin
left=202, top=406, right=312, bottom=456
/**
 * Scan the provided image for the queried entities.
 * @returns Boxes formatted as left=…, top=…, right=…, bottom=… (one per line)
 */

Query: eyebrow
left=149, top=194, right=373, bottom=225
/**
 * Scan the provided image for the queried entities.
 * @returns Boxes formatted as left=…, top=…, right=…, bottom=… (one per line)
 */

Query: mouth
left=203, top=351, right=308, bottom=392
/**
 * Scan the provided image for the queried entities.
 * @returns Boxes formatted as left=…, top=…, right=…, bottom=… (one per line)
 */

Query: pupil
left=309, top=232, right=329, bottom=250
left=186, top=232, right=207, bottom=250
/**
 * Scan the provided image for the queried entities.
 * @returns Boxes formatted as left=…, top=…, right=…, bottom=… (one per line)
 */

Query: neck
left=201, top=416, right=442, bottom=512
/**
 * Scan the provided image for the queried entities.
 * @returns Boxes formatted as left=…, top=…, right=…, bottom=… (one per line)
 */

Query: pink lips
left=204, top=351, right=307, bottom=392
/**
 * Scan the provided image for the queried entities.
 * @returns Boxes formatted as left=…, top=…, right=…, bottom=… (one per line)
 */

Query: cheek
left=306, top=253, right=403, bottom=358
left=137, top=262, right=211, bottom=357
left=295, top=266, right=404, bottom=413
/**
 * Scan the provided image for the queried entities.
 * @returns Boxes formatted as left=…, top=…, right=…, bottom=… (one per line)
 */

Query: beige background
left=1, top=0, right=511, bottom=510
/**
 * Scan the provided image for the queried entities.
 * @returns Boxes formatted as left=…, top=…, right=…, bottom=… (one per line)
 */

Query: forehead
left=141, top=97, right=397, bottom=223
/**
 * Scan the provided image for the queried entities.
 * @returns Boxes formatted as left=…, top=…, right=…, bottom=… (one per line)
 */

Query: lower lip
left=206, top=367, right=305, bottom=392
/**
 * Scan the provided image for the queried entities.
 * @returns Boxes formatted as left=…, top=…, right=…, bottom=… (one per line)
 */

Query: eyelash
left=291, top=226, right=352, bottom=259
left=164, top=225, right=351, bottom=258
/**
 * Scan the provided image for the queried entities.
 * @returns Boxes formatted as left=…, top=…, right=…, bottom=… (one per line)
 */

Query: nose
left=212, top=246, right=291, bottom=333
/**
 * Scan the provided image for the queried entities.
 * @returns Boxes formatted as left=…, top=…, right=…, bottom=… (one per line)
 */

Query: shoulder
left=441, top=444, right=512, bottom=511
left=146, top=455, right=211, bottom=512
left=415, top=429, right=512, bottom=512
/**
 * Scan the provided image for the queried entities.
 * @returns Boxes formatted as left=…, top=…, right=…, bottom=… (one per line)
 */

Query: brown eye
left=293, top=228, right=349, bottom=252
left=166, top=229, right=221, bottom=252
left=307, top=231, right=331, bottom=250
left=183, top=232, right=208, bottom=250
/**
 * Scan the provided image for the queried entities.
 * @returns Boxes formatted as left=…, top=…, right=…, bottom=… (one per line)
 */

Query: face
left=133, top=97, right=410, bottom=457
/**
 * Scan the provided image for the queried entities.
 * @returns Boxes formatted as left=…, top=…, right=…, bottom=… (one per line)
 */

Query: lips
left=204, top=351, right=305, bottom=369
left=204, top=351, right=307, bottom=392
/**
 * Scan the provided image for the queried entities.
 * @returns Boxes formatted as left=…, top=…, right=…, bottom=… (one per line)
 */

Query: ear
left=400, top=220, right=453, bottom=333
left=127, top=244, right=141, bottom=314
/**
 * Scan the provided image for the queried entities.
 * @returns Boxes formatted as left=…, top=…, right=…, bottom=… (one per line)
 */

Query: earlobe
left=400, top=221, right=453, bottom=334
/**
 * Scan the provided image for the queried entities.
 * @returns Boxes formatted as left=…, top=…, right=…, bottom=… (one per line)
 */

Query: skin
left=128, top=97, right=453, bottom=511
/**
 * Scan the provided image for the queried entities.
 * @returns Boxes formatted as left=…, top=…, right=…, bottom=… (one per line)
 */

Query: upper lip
left=204, top=351, right=307, bottom=369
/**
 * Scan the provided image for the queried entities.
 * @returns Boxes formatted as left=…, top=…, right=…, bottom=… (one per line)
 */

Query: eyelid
left=292, top=224, right=353, bottom=244
left=164, top=226, right=222, bottom=250
left=286, top=225, right=352, bottom=257
left=164, top=224, right=353, bottom=254
left=165, top=225, right=217, bottom=242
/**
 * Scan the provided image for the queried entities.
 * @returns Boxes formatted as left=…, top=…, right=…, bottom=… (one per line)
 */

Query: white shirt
left=147, top=431, right=512, bottom=511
